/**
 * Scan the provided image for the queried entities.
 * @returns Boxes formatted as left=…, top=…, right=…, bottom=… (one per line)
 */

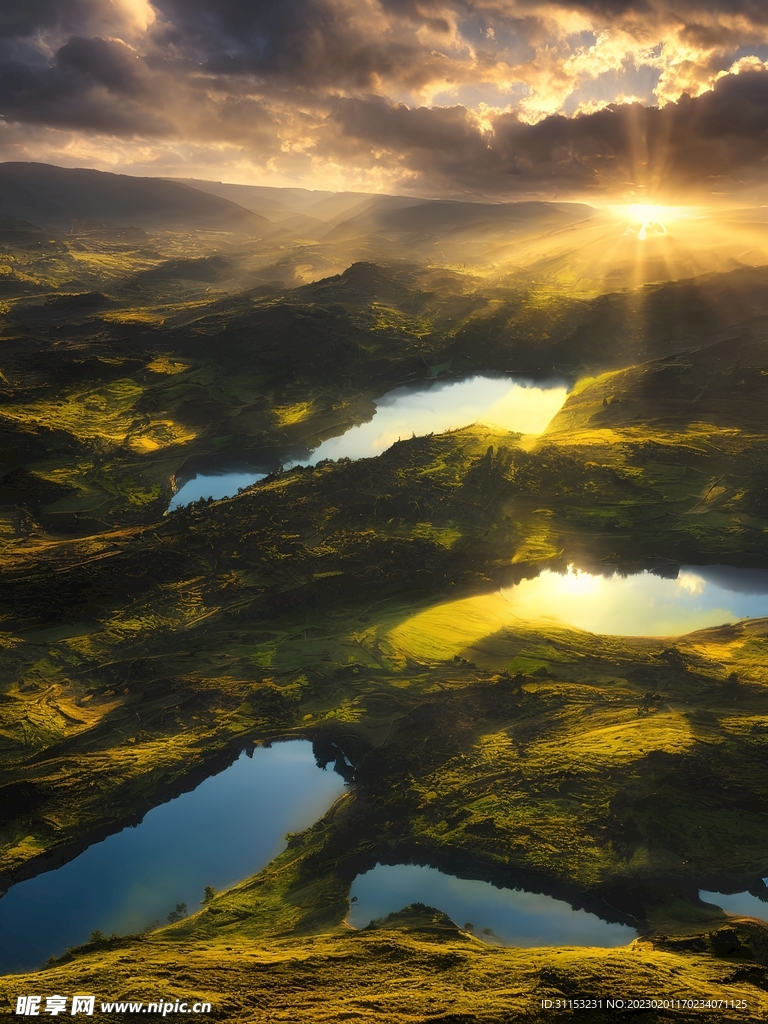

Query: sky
left=1, top=0, right=768, bottom=200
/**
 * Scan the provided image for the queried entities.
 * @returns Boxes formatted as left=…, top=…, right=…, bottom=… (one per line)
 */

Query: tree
left=167, top=903, right=188, bottom=923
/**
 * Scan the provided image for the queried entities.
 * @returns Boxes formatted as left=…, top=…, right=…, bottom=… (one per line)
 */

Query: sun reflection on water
left=387, top=565, right=768, bottom=662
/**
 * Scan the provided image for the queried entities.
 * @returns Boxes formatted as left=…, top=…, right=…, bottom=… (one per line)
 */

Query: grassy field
left=5, top=910, right=768, bottom=1022
left=4, top=224, right=768, bottom=1018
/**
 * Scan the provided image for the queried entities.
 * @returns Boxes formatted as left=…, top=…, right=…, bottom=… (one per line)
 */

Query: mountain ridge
left=0, top=163, right=271, bottom=233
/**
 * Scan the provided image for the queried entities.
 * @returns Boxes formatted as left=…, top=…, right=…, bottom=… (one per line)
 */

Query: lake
left=0, top=741, right=347, bottom=974
left=168, top=374, right=568, bottom=509
left=388, top=564, right=768, bottom=659
left=349, top=863, right=636, bottom=947
left=499, top=564, right=768, bottom=636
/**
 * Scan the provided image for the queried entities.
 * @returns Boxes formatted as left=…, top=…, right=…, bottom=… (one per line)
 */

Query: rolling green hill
left=4, top=176, right=768, bottom=1020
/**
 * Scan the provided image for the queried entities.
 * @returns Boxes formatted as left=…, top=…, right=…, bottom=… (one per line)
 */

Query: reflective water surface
left=700, top=888, right=768, bottom=923
left=0, top=741, right=346, bottom=973
left=169, top=375, right=567, bottom=509
left=303, top=375, right=567, bottom=465
left=389, top=565, right=768, bottom=660
left=348, top=863, right=636, bottom=947
left=169, top=469, right=267, bottom=510
left=499, top=564, right=768, bottom=636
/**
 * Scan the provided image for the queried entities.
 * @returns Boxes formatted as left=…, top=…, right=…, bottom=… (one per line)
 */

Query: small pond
left=0, top=741, right=346, bottom=974
left=700, top=888, right=768, bottom=923
left=168, top=375, right=567, bottom=510
left=348, top=863, right=637, bottom=947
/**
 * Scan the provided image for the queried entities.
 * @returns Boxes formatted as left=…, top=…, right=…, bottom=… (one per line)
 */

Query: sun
left=625, top=204, right=668, bottom=239
left=608, top=201, right=705, bottom=240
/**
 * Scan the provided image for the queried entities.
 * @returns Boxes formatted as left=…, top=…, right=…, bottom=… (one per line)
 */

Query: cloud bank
left=1, top=0, right=768, bottom=197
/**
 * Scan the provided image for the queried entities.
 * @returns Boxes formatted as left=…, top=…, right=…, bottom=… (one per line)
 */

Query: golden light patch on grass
left=91, top=577, right=221, bottom=646
left=29, top=460, right=96, bottom=490
left=127, top=419, right=198, bottom=453
left=145, top=356, right=189, bottom=375
left=0, top=682, right=125, bottom=751
left=703, top=485, right=727, bottom=504
left=125, top=484, right=164, bottom=507
left=537, top=426, right=629, bottom=449
left=102, top=608, right=197, bottom=641
left=101, top=310, right=165, bottom=324
left=367, top=302, right=434, bottom=337
left=323, top=696, right=365, bottom=723
left=530, top=709, right=696, bottom=767
left=9, top=908, right=768, bottom=1024
left=0, top=514, right=20, bottom=549
left=510, top=525, right=562, bottom=563
left=2, top=382, right=196, bottom=457
left=3, top=835, right=48, bottom=867
left=274, top=401, right=314, bottom=427
left=129, top=437, right=162, bottom=453
left=0, top=380, right=144, bottom=445
left=540, top=368, right=624, bottom=436
left=386, top=592, right=519, bottom=661
left=67, top=250, right=155, bottom=276
left=388, top=581, right=644, bottom=662
left=719, top=714, right=768, bottom=737
left=474, top=728, right=520, bottom=763
left=410, top=522, right=461, bottom=548
left=684, top=625, right=768, bottom=669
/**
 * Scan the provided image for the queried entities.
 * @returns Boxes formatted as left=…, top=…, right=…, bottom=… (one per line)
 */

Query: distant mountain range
left=0, top=162, right=594, bottom=242
left=5, top=163, right=761, bottom=291
left=172, top=176, right=596, bottom=242
left=0, top=163, right=271, bottom=233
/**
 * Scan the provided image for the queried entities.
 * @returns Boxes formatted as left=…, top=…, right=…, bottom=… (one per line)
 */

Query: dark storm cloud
left=512, top=0, right=768, bottom=18
left=57, top=36, right=145, bottom=95
left=150, top=0, right=448, bottom=91
left=328, top=96, right=497, bottom=188
left=0, top=1, right=102, bottom=40
left=505, top=68, right=768, bottom=193
left=0, top=0, right=140, bottom=44
left=0, top=36, right=170, bottom=134
left=2, top=0, right=768, bottom=193
left=328, top=68, right=768, bottom=196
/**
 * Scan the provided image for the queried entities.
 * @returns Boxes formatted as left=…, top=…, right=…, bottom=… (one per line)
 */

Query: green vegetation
left=5, top=214, right=768, bottom=539
left=4, top=911, right=768, bottom=1022
left=5, top=204, right=768, bottom=1019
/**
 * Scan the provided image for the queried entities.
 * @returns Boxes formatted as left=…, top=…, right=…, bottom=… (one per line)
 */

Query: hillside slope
left=0, top=164, right=270, bottom=233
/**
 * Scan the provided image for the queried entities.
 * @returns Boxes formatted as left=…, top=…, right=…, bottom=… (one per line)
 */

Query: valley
left=3, top=165, right=768, bottom=1021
